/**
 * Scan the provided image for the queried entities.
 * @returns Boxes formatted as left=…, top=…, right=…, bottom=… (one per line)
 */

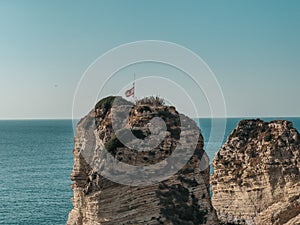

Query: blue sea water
left=0, top=120, right=74, bottom=225
left=0, top=118, right=299, bottom=224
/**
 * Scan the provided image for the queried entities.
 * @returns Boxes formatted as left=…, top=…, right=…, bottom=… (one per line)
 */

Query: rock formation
left=211, top=119, right=300, bottom=225
left=67, top=96, right=218, bottom=225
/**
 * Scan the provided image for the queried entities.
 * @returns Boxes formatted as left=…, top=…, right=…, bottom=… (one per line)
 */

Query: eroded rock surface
left=211, top=119, right=300, bottom=225
left=67, top=96, right=218, bottom=225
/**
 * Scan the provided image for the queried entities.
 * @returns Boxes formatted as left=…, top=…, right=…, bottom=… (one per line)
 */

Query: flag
left=125, top=86, right=134, bottom=97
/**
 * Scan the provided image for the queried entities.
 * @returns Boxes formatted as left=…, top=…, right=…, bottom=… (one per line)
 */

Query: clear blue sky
left=0, top=0, right=299, bottom=119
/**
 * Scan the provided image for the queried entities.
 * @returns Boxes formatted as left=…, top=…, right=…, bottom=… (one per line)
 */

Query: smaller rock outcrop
left=211, top=119, right=300, bottom=225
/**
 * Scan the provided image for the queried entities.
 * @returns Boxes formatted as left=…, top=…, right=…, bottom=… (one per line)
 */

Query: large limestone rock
left=211, top=119, right=300, bottom=225
left=67, top=96, right=218, bottom=225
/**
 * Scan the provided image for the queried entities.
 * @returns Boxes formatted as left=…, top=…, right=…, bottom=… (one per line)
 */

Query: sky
left=0, top=0, right=299, bottom=119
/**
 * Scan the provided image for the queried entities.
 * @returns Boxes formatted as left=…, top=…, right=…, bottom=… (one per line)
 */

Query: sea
left=0, top=118, right=299, bottom=225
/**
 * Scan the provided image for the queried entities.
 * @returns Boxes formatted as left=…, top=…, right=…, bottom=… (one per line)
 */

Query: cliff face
left=211, top=119, right=300, bottom=225
left=67, top=96, right=218, bottom=225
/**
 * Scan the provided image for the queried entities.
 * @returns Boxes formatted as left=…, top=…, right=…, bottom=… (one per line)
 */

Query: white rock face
left=211, top=119, right=300, bottom=225
left=67, top=96, right=218, bottom=225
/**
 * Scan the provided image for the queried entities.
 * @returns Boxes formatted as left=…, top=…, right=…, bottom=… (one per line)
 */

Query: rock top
left=211, top=119, right=300, bottom=225
left=67, top=96, right=218, bottom=225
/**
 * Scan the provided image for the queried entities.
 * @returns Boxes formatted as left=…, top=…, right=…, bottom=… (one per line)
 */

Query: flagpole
left=133, top=72, right=135, bottom=99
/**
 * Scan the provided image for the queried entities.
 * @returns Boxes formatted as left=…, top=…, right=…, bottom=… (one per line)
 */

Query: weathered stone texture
left=67, top=96, right=218, bottom=225
left=211, top=119, right=300, bottom=225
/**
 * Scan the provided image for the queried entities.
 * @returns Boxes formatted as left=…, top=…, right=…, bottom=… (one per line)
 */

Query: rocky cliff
left=211, top=119, right=300, bottom=225
left=67, top=96, right=218, bottom=225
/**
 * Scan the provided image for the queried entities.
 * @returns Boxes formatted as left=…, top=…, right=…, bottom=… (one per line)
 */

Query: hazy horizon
left=1, top=116, right=299, bottom=121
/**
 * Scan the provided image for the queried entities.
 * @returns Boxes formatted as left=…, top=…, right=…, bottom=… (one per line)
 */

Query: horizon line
left=0, top=116, right=299, bottom=121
